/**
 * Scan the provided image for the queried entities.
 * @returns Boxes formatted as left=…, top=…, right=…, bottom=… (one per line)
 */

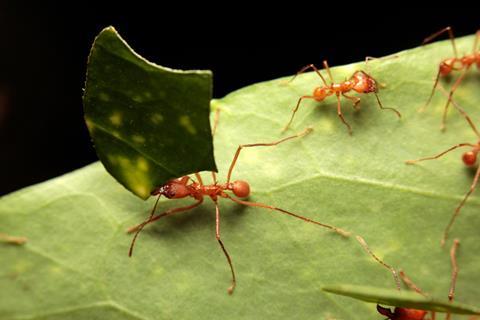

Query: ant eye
left=462, top=151, right=477, bottom=166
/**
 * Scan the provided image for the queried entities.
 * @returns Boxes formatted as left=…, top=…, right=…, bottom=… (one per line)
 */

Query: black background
left=0, top=2, right=477, bottom=195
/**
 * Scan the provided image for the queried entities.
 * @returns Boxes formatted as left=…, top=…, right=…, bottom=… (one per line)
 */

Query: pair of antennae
left=356, top=235, right=460, bottom=304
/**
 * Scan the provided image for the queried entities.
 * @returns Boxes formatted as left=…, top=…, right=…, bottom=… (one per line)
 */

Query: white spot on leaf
left=179, top=115, right=197, bottom=135
left=109, top=112, right=122, bottom=126
left=151, top=113, right=164, bottom=124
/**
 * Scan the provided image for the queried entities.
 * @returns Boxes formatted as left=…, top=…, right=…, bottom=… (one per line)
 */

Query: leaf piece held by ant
left=84, top=27, right=217, bottom=199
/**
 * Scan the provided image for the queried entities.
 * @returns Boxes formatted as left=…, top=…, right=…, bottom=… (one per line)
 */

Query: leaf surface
left=2, top=34, right=480, bottom=319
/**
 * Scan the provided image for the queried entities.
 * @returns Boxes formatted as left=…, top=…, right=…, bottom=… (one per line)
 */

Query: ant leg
left=399, top=270, right=427, bottom=296
left=373, top=92, right=402, bottom=118
left=0, top=233, right=27, bottom=245
left=405, top=143, right=476, bottom=164
left=322, top=60, right=334, bottom=84
left=213, top=200, right=236, bottom=294
left=287, top=64, right=329, bottom=86
left=336, top=94, right=352, bottom=135
left=212, top=172, right=218, bottom=184
left=356, top=235, right=401, bottom=290
left=211, top=106, right=220, bottom=183
left=420, top=69, right=442, bottom=112
left=438, top=83, right=480, bottom=139
left=448, top=239, right=460, bottom=301
left=364, top=55, right=399, bottom=73
left=195, top=173, right=204, bottom=186
left=341, top=93, right=361, bottom=110
left=442, top=165, right=480, bottom=246
left=212, top=107, right=221, bottom=137
left=441, top=68, right=469, bottom=131
left=127, top=198, right=203, bottom=256
left=423, top=26, right=458, bottom=58
left=227, top=127, right=312, bottom=183
left=282, top=96, right=316, bottom=132
left=225, top=194, right=350, bottom=237
left=445, top=239, right=460, bottom=320
left=473, top=30, right=480, bottom=54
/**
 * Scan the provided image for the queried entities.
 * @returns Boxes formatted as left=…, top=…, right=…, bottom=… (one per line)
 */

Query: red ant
left=405, top=103, right=480, bottom=246
left=282, top=60, right=401, bottom=135
left=127, top=128, right=350, bottom=294
left=358, top=236, right=461, bottom=320
left=421, top=26, right=480, bottom=131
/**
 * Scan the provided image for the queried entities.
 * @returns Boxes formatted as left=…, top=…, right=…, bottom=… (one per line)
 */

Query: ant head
left=155, top=179, right=191, bottom=199
left=313, top=87, right=329, bottom=100
left=376, top=305, right=395, bottom=319
left=231, top=180, right=250, bottom=198
left=352, top=71, right=377, bottom=93
left=393, top=308, right=427, bottom=320
left=462, top=150, right=477, bottom=167
left=439, top=58, right=456, bottom=76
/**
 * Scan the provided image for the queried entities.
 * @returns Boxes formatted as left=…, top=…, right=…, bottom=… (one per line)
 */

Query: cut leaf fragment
left=84, top=26, right=217, bottom=199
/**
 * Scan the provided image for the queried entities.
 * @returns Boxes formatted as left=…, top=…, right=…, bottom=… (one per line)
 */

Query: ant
left=127, top=127, right=350, bottom=294
left=357, top=235, right=461, bottom=320
left=282, top=59, right=401, bottom=135
left=405, top=102, right=480, bottom=246
left=0, top=232, right=27, bottom=245
left=421, top=26, right=480, bottom=131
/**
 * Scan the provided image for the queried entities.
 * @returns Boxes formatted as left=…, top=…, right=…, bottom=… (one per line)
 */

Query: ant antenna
left=128, top=194, right=162, bottom=256
left=356, top=235, right=401, bottom=290
left=449, top=239, right=460, bottom=301
left=423, top=26, right=458, bottom=58
left=399, top=270, right=427, bottom=297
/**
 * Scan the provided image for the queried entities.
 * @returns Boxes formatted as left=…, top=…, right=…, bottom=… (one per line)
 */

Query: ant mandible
left=358, top=236, right=461, bottom=320
left=282, top=60, right=401, bottom=135
left=405, top=106, right=480, bottom=246
left=127, top=127, right=350, bottom=295
left=421, top=26, right=480, bottom=131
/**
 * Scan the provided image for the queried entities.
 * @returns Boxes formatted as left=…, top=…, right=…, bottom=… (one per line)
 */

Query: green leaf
left=2, top=34, right=480, bottom=319
left=83, top=27, right=216, bottom=199
left=322, top=284, right=480, bottom=314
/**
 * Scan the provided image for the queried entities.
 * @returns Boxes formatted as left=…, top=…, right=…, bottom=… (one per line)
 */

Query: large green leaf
left=322, top=284, right=480, bottom=314
left=2, top=35, right=480, bottom=319
left=84, top=27, right=216, bottom=199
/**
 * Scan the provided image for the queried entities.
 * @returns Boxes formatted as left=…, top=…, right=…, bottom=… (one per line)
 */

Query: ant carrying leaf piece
left=127, top=127, right=350, bottom=295
left=282, top=60, right=401, bottom=135
left=420, top=26, right=480, bottom=131
left=84, top=27, right=216, bottom=199
left=406, top=96, right=480, bottom=246
left=324, top=238, right=479, bottom=318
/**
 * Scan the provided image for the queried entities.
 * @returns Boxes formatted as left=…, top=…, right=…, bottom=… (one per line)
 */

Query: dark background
left=0, top=2, right=477, bottom=195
